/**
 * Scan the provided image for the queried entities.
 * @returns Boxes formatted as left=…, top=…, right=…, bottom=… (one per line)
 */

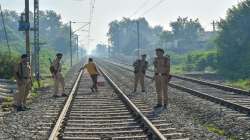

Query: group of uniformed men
left=13, top=48, right=170, bottom=111
left=133, top=48, right=170, bottom=109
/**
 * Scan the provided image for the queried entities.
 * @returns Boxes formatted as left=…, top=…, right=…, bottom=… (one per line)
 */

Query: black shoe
left=53, top=95, right=59, bottom=98
left=23, top=106, right=31, bottom=110
left=16, top=106, right=25, bottom=112
left=141, top=90, right=145, bottom=92
left=90, top=87, right=94, bottom=92
left=62, top=93, right=68, bottom=97
left=154, top=104, right=162, bottom=108
left=163, top=104, right=168, bottom=109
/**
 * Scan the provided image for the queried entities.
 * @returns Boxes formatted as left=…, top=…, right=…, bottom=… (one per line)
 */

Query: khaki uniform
left=14, top=62, right=32, bottom=107
left=153, top=56, right=170, bottom=106
left=133, top=59, right=148, bottom=92
left=52, top=58, right=65, bottom=96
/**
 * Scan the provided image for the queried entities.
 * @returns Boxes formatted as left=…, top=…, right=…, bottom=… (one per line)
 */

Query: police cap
left=155, top=48, right=164, bottom=53
left=56, top=53, right=63, bottom=57
left=21, top=54, right=28, bottom=59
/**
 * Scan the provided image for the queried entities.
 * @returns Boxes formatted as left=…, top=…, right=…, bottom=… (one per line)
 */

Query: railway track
left=48, top=65, right=190, bottom=140
left=100, top=59, right=250, bottom=116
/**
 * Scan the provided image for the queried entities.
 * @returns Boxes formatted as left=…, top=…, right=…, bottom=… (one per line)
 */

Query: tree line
left=100, top=0, right=250, bottom=80
left=0, top=10, right=85, bottom=79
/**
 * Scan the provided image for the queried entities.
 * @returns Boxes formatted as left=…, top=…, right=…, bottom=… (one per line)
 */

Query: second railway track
left=48, top=65, right=190, bottom=140
left=101, top=59, right=250, bottom=116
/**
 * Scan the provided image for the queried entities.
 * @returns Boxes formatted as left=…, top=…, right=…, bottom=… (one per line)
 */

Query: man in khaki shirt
left=14, top=54, right=32, bottom=111
left=153, top=48, right=170, bottom=109
left=51, top=53, right=67, bottom=97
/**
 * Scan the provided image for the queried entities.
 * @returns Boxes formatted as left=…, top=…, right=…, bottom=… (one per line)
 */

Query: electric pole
left=34, top=0, right=40, bottom=85
left=76, top=35, right=79, bottom=61
left=212, top=20, right=216, bottom=32
left=25, top=0, right=31, bottom=64
left=137, top=20, right=140, bottom=59
left=69, top=21, right=72, bottom=67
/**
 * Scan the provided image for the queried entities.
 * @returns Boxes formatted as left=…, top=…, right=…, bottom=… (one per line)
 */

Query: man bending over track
left=80, top=58, right=99, bottom=92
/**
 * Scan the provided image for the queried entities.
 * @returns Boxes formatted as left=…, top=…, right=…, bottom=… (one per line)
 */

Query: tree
left=170, top=17, right=204, bottom=40
left=216, top=0, right=250, bottom=79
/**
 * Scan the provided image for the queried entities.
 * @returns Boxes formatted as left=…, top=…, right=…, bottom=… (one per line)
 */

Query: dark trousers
left=90, top=74, right=98, bottom=89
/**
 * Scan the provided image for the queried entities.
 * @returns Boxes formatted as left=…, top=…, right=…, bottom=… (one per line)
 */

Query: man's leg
left=134, top=73, right=139, bottom=92
left=140, top=73, right=145, bottom=92
left=14, top=84, right=25, bottom=111
left=155, top=75, right=162, bottom=107
left=22, top=82, right=31, bottom=109
left=93, top=75, right=98, bottom=90
left=58, top=73, right=65, bottom=95
left=162, top=76, right=169, bottom=108
left=54, top=77, right=59, bottom=96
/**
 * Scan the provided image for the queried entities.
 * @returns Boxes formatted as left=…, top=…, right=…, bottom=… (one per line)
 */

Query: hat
left=155, top=48, right=164, bottom=53
left=56, top=53, right=63, bottom=57
left=141, top=54, right=147, bottom=57
left=21, top=54, right=28, bottom=59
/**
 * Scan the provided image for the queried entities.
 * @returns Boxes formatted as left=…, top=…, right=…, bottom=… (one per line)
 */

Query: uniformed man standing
left=80, top=58, right=99, bottom=92
left=153, top=48, right=170, bottom=109
left=14, top=54, right=32, bottom=111
left=133, top=54, right=148, bottom=92
left=52, top=53, right=67, bottom=97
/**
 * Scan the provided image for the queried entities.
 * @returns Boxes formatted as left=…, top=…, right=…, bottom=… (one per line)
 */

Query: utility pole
left=69, top=21, right=72, bottom=67
left=136, top=20, right=140, bottom=59
left=25, top=0, right=31, bottom=64
left=76, top=35, right=79, bottom=61
left=108, top=38, right=111, bottom=58
left=34, top=0, right=40, bottom=85
left=212, top=20, right=216, bottom=32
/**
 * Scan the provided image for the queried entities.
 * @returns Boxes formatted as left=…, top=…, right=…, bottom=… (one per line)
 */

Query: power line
left=130, top=0, right=152, bottom=18
left=140, top=0, right=167, bottom=16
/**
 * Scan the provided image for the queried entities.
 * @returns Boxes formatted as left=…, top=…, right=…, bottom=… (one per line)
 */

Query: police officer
left=133, top=54, right=148, bottom=92
left=153, top=48, right=170, bottom=109
left=14, top=54, right=32, bottom=111
left=52, top=53, right=67, bottom=97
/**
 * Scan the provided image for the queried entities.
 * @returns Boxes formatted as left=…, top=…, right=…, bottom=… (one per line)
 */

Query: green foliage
left=170, top=17, right=204, bottom=40
left=225, top=79, right=250, bottom=90
left=108, top=17, right=162, bottom=55
left=184, top=50, right=217, bottom=72
left=0, top=46, right=20, bottom=79
left=216, top=0, right=250, bottom=79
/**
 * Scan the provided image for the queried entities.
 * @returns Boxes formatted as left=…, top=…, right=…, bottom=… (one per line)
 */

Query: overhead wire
left=140, top=0, right=167, bottom=16
left=129, top=0, right=152, bottom=18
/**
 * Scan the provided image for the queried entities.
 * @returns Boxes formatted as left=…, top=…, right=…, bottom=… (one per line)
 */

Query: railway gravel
left=98, top=60, right=250, bottom=140
left=0, top=63, right=81, bottom=139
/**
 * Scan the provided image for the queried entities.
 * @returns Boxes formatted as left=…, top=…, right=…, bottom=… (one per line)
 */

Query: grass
left=204, top=123, right=225, bottom=136
left=225, top=79, right=250, bottom=90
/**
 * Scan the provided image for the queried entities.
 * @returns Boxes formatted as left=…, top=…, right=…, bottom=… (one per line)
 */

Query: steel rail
left=106, top=60, right=250, bottom=96
left=101, top=59, right=250, bottom=115
left=48, top=70, right=83, bottom=140
left=98, top=66, right=167, bottom=140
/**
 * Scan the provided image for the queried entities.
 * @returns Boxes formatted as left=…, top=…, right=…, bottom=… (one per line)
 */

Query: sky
left=0, top=0, right=240, bottom=52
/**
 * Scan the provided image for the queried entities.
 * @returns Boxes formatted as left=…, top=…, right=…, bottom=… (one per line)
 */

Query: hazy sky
left=0, top=0, right=240, bottom=52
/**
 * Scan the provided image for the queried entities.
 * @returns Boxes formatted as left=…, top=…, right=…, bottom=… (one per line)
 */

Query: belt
left=155, top=73, right=168, bottom=76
